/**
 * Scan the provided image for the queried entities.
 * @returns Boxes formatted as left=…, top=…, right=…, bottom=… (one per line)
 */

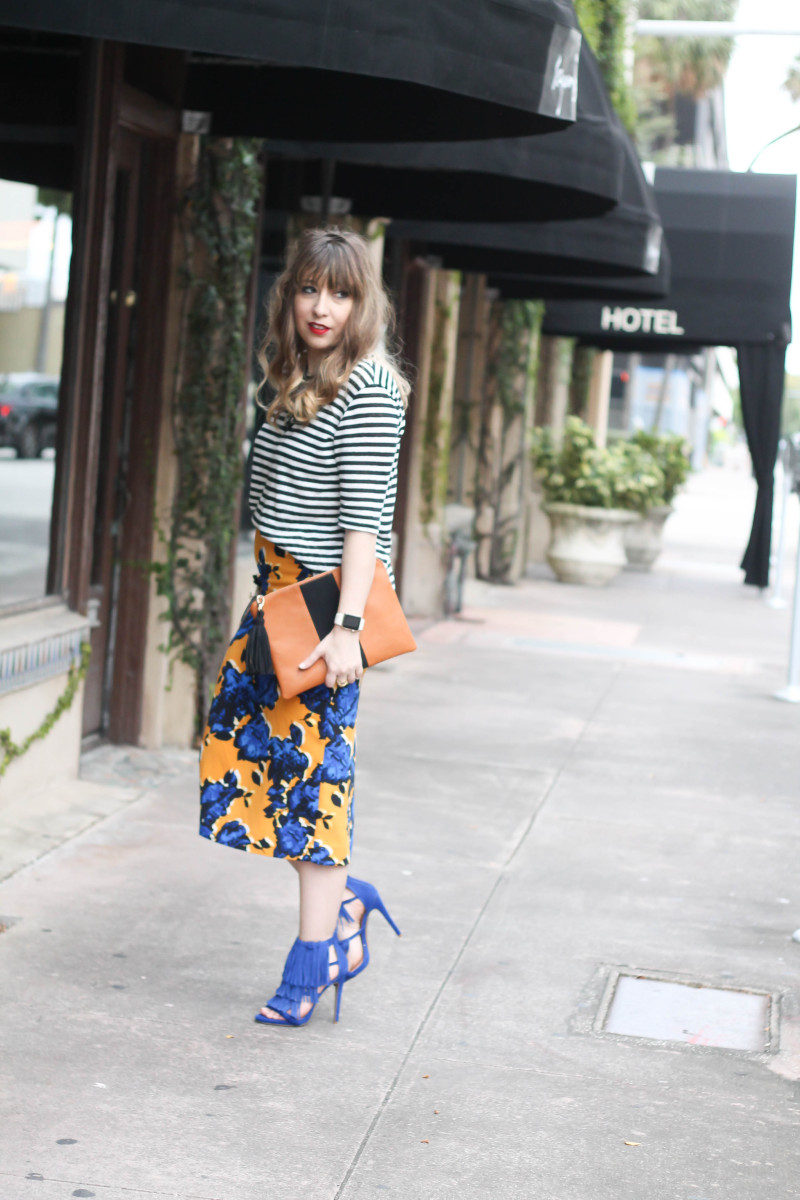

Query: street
left=0, top=453, right=55, bottom=606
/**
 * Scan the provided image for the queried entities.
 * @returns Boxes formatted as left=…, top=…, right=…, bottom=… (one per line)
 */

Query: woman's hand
left=298, top=528, right=375, bottom=688
left=299, top=625, right=363, bottom=688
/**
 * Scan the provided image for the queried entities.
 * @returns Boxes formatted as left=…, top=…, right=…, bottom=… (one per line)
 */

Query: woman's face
left=293, top=279, right=354, bottom=362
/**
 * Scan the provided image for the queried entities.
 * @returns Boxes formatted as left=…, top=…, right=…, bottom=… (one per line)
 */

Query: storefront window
left=0, top=179, right=72, bottom=607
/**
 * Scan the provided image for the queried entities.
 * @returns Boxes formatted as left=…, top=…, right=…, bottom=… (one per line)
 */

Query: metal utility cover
left=601, top=972, right=772, bottom=1052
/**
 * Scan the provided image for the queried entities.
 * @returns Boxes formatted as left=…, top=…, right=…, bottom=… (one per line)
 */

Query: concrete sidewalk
left=2, top=463, right=800, bottom=1200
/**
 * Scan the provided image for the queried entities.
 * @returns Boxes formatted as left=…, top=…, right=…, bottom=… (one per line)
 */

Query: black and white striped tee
left=248, top=357, right=406, bottom=579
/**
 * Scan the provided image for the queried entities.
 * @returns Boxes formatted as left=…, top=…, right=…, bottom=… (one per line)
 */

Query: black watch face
left=342, top=614, right=361, bottom=630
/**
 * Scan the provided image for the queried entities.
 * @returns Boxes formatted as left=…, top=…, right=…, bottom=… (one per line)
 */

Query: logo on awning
left=600, top=306, right=684, bottom=336
left=644, top=225, right=663, bottom=275
left=540, top=28, right=581, bottom=122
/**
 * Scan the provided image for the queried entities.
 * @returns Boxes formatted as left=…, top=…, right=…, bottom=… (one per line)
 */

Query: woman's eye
left=335, top=290, right=350, bottom=300
left=301, top=284, right=316, bottom=295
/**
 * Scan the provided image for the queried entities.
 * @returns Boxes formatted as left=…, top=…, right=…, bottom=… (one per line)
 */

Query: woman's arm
left=298, top=529, right=377, bottom=688
left=300, top=371, right=402, bottom=688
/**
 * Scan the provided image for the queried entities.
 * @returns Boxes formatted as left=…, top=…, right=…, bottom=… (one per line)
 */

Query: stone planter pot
left=543, top=502, right=637, bottom=586
left=624, top=504, right=673, bottom=571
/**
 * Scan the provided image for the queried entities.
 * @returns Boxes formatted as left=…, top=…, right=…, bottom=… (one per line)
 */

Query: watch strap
left=334, top=611, right=365, bottom=632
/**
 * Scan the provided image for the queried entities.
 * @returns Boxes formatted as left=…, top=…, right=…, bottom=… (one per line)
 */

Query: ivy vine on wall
left=567, top=1, right=637, bottom=416
left=150, top=137, right=263, bottom=739
left=476, top=299, right=544, bottom=581
left=573, top=0, right=637, bottom=132
left=0, top=642, right=91, bottom=778
left=420, top=280, right=459, bottom=526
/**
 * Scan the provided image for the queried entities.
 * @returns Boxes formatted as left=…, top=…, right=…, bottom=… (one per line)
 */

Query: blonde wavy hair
left=256, top=227, right=410, bottom=424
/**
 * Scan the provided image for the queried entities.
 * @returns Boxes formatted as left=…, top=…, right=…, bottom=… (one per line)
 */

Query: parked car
left=0, top=373, right=59, bottom=458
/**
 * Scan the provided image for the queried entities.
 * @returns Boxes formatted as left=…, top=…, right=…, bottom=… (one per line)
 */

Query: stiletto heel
left=338, top=875, right=401, bottom=982
left=372, top=893, right=401, bottom=938
left=255, top=934, right=347, bottom=1027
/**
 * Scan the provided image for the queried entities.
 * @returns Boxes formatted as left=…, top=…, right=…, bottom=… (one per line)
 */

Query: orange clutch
left=243, top=559, right=417, bottom=698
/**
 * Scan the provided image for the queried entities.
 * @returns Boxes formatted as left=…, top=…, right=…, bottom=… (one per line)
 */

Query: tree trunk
left=652, top=354, right=677, bottom=432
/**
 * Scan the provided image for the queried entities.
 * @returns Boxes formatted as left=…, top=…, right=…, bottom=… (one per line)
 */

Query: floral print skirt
left=198, top=533, right=358, bottom=866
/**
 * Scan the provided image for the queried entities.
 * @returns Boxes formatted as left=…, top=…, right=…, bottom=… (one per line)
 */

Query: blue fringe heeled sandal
left=255, top=934, right=348, bottom=1027
left=338, top=876, right=402, bottom=982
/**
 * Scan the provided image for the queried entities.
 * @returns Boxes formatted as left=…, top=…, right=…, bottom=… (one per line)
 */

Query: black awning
left=262, top=41, right=623, bottom=221
left=542, top=169, right=796, bottom=351
left=0, top=30, right=80, bottom=190
left=1, top=1, right=584, bottom=141
left=541, top=169, right=798, bottom=593
left=487, top=240, right=672, bottom=300
left=385, top=109, right=662, bottom=276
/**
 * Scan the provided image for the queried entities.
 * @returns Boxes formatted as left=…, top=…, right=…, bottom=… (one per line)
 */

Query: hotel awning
left=486, top=240, right=671, bottom=301
left=1, top=1, right=585, bottom=141
left=542, top=169, right=797, bottom=591
left=542, top=169, right=795, bottom=350
left=384, top=109, right=662, bottom=279
left=262, top=41, right=623, bottom=221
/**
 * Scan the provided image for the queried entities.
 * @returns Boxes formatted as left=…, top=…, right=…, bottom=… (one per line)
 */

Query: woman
left=199, top=228, right=408, bottom=1027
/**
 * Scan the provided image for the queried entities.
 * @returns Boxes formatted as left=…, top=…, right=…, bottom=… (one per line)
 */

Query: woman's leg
left=295, top=861, right=348, bottom=939
left=258, top=861, right=349, bottom=1021
left=287, top=860, right=366, bottom=969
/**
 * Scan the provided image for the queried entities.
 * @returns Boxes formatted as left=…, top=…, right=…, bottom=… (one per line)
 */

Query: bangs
left=292, top=236, right=363, bottom=297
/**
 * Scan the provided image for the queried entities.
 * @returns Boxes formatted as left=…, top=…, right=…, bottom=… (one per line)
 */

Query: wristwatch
left=333, top=611, right=365, bottom=632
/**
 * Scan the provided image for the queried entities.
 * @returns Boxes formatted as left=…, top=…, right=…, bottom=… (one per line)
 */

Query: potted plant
left=531, top=417, right=664, bottom=586
left=623, top=431, right=691, bottom=570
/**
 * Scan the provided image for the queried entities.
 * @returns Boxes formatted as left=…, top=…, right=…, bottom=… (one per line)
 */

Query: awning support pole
left=775, top=494, right=800, bottom=703
left=767, top=440, right=791, bottom=610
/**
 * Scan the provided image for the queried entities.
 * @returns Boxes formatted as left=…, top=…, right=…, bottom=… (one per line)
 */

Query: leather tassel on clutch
left=243, top=594, right=273, bottom=675
left=243, top=560, right=416, bottom=699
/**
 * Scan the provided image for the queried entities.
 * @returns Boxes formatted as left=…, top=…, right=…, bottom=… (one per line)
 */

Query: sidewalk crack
left=0, top=1169, right=221, bottom=1199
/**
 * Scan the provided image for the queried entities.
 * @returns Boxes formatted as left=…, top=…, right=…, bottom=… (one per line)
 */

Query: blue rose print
left=216, top=820, right=250, bottom=850
left=300, top=681, right=359, bottom=741
left=298, top=682, right=329, bottom=711
left=275, top=815, right=310, bottom=858
left=263, top=782, right=290, bottom=820
left=307, top=841, right=336, bottom=865
left=207, top=662, right=260, bottom=737
left=319, top=735, right=354, bottom=785
left=232, top=602, right=255, bottom=643
left=199, top=770, right=246, bottom=837
left=285, top=778, right=321, bottom=823
left=253, top=548, right=279, bottom=594
left=332, top=683, right=360, bottom=728
left=265, top=728, right=308, bottom=784
left=252, top=671, right=279, bottom=709
left=233, top=717, right=273, bottom=763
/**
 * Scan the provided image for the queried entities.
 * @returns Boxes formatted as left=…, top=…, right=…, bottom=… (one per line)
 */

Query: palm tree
left=635, top=0, right=739, bottom=162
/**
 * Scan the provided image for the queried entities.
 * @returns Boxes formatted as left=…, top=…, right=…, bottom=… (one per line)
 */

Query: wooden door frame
left=106, top=124, right=177, bottom=743
left=48, top=40, right=122, bottom=610
left=50, top=39, right=180, bottom=743
left=81, top=124, right=144, bottom=738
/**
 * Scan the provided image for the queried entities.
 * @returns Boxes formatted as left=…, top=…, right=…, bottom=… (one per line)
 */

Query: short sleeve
left=247, top=421, right=269, bottom=514
left=333, top=379, right=403, bottom=535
